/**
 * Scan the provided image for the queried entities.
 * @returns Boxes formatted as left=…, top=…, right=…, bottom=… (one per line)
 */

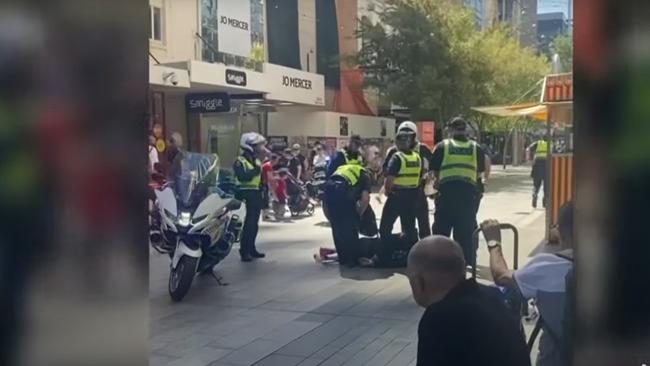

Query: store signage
left=185, top=93, right=230, bottom=114
left=282, top=75, right=312, bottom=90
left=217, top=0, right=252, bottom=58
left=264, top=63, right=325, bottom=106
left=220, top=16, right=249, bottom=31
left=226, top=69, right=247, bottom=86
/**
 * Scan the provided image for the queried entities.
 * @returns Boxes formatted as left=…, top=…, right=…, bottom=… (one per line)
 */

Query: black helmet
left=448, top=117, right=468, bottom=131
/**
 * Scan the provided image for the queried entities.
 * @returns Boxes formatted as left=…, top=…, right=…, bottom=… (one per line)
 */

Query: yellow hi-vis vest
left=535, top=140, right=548, bottom=160
left=343, top=150, right=363, bottom=166
left=333, top=164, right=365, bottom=186
left=394, top=151, right=421, bottom=188
left=236, top=156, right=261, bottom=190
left=439, top=139, right=478, bottom=185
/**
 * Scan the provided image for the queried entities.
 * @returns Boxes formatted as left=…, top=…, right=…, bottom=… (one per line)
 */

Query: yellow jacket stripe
left=439, top=139, right=478, bottom=185
left=394, top=151, right=421, bottom=188
left=236, top=156, right=262, bottom=190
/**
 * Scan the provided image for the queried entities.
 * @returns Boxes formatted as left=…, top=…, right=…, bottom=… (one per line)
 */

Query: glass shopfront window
left=200, top=0, right=265, bottom=72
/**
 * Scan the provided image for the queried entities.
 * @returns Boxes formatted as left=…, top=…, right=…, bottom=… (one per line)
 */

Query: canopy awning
left=471, top=102, right=547, bottom=121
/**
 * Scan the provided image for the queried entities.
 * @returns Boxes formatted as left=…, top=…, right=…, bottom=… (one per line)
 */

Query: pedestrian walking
left=291, top=143, right=307, bottom=181
left=323, top=159, right=372, bottom=267
left=430, top=117, right=487, bottom=268
left=407, top=236, right=531, bottom=366
left=233, top=132, right=268, bottom=262
left=148, top=134, right=159, bottom=174
left=527, top=136, right=549, bottom=208
left=383, top=121, right=433, bottom=239
left=379, top=127, right=422, bottom=245
left=261, top=154, right=279, bottom=220
left=312, top=145, right=329, bottom=167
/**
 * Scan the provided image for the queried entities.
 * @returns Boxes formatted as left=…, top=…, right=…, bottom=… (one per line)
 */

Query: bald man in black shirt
left=407, top=236, right=530, bottom=366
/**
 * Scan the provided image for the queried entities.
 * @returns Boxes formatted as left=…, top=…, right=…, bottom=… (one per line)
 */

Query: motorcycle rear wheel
left=168, top=256, right=197, bottom=302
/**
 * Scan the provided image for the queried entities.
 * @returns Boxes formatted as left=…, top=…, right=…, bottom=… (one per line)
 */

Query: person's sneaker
left=251, top=251, right=266, bottom=259
left=241, top=253, right=253, bottom=262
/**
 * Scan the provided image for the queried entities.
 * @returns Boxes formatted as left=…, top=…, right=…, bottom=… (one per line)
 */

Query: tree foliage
left=355, top=0, right=550, bottom=124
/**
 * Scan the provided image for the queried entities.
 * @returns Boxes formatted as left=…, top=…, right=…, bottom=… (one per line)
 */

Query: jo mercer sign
left=282, top=75, right=312, bottom=90
left=265, top=63, right=324, bottom=106
left=217, top=0, right=251, bottom=58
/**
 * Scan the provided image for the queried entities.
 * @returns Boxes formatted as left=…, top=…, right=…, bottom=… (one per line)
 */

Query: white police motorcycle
left=150, top=152, right=246, bottom=301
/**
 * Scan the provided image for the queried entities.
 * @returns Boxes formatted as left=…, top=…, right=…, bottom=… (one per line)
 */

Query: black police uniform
left=384, top=143, right=434, bottom=239
left=379, top=150, right=422, bottom=245
left=233, top=151, right=264, bottom=260
left=430, top=137, right=486, bottom=267
left=323, top=165, right=371, bottom=266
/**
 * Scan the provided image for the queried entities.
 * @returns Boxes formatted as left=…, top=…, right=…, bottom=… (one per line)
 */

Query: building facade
left=149, top=0, right=394, bottom=168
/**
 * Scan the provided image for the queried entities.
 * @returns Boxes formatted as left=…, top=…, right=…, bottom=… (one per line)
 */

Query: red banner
left=418, top=121, right=436, bottom=149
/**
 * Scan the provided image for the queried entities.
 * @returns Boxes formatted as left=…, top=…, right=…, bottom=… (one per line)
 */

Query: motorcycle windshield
left=171, top=152, right=219, bottom=209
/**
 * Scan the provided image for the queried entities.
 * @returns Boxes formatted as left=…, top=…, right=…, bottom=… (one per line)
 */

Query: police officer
left=323, top=160, right=372, bottom=267
left=383, top=121, right=434, bottom=239
left=233, top=132, right=268, bottom=262
left=430, top=117, right=487, bottom=268
left=527, top=137, right=548, bottom=208
left=380, top=128, right=422, bottom=245
left=326, top=135, right=364, bottom=177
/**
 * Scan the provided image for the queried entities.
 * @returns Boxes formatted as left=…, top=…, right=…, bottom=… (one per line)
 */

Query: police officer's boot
left=532, top=194, right=538, bottom=209
left=251, top=250, right=266, bottom=259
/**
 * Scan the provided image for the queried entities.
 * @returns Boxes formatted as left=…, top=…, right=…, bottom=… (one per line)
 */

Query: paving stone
left=253, top=354, right=305, bottom=366
left=150, top=353, right=179, bottom=366
left=164, top=347, right=232, bottom=366
left=218, top=339, right=286, bottom=366
left=274, top=316, right=367, bottom=357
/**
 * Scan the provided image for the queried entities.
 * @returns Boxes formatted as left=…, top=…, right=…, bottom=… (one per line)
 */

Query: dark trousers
left=237, top=189, right=263, bottom=256
left=415, top=187, right=431, bottom=239
left=324, top=183, right=360, bottom=265
left=432, top=189, right=477, bottom=267
left=380, top=189, right=419, bottom=244
left=532, top=159, right=547, bottom=202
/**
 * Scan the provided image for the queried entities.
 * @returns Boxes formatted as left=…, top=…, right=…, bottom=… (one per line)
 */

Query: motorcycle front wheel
left=168, top=255, right=197, bottom=302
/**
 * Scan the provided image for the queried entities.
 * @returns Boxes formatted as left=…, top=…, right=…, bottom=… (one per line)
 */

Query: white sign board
left=264, top=63, right=326, bottom=106
left=217, top=0, right=251, bottom=58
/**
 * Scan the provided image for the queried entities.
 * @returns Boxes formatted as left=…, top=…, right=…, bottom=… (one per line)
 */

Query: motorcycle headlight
left=177, top=212, right=191, bottom=227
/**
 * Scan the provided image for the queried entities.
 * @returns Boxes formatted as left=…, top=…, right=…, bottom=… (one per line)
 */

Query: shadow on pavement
left=338, top=266, right=405, bottom=281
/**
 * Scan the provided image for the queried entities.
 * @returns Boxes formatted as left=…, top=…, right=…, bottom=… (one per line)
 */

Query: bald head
left=408, top=236, right=466, bottom=280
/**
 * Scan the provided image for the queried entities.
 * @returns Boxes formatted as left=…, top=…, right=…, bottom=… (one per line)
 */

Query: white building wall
left=268, top=110, right=395, bottom=139
left=298, top=0, right=317, bottom=72
left=149, top=0, right=200, bottom=64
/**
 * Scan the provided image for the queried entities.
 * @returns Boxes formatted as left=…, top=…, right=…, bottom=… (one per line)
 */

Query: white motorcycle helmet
left=240, top=132, right=266, bottom=153
left=397, top=121, right=418, bottom=138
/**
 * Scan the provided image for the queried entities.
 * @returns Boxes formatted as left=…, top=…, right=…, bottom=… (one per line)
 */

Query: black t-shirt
left=288, top=156, right=302, bottom=177
left=430, top=138, right=486, bottom=194
left=417, top=279, right=531, bottom=366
